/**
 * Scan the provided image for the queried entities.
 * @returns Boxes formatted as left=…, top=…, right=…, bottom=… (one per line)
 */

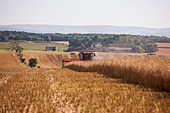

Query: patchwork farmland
left=0, top=52, right=170, bottom=113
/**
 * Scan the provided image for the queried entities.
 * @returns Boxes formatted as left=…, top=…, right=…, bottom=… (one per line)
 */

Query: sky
left=0, top=0, right=170, bottom=28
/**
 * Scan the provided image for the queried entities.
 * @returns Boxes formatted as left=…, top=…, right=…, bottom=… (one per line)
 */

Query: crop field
left=156, top=43, right=170, bottom=56
left=156, top=43, right=170, bottom=47
left=0, top=52, right=170, bottom=113
left=65, top=56, right=170, bottom=92
left=23, top=52, right=70, bottom=68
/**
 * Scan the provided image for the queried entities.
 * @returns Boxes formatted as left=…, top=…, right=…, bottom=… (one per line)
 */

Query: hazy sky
left=0, top=0, right=170, bottom=28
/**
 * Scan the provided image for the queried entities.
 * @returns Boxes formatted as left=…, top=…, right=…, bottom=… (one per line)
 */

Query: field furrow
left=0, top=52, right=170, bottom=113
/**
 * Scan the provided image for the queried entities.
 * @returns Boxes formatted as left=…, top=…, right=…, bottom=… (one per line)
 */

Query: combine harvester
left=62, top=50, right=96, bottom=67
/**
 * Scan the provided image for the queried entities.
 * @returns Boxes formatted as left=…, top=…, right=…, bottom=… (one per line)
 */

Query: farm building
left=45, top=46, right=56, bottom=51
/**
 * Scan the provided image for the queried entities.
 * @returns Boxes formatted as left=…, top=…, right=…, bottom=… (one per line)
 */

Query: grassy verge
left=0, top=49, right=13, bottom=52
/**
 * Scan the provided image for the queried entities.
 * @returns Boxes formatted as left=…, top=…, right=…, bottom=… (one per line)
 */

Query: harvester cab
left=78, top=50, right=96, bottom=61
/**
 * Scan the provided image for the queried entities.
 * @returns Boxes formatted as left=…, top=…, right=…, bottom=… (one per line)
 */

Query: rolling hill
left=0, top=25, right=170, bottom=37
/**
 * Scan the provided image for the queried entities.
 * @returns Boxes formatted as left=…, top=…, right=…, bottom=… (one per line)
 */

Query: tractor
left=62, top=50, right=96, bottom=67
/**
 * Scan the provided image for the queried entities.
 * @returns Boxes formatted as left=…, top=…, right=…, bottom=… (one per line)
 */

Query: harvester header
left=62, top=50, right=96, bottom=67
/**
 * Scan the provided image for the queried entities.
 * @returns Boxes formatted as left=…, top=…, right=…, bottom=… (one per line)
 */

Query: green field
left=0, top=49, right=14, bottom=52
left=0, top=42, right=67, bottom=52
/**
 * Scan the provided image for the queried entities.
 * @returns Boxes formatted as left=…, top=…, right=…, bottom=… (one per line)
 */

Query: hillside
left=0, top=52, right=21, bottom=69
left=0, top=25, right=170, bottom=37
left=23, top=52, right=69, bottom=68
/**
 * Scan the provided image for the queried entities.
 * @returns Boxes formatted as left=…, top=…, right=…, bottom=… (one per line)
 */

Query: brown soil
left=0, top=52, right=23, bottom=71
left=23, top=52, right=70, bottom=68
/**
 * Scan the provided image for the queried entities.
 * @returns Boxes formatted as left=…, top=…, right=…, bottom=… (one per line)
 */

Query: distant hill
left=0, top=24, right=170, bottom=37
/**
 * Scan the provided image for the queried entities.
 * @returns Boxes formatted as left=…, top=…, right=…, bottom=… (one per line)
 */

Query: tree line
left=0, top=31, right=170, bottom=52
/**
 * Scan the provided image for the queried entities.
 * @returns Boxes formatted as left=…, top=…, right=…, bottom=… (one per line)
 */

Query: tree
left=47, top=36, right=51, bottom=41
left=29, top=58, right=38, bottom=67
left=1, top=36, right=9, bottom=42
left=37, top=38, right=44, bottom=41
left=10, top=41, right=23, bottom=55
left=20, top=56, right=26, bottom=63
left=146, top=43, right=158, bottom=52
left=31, top=36, right=39, bottom=41
left=27, top=36, right=33, bottom=41
left=10, top=41, right=26, bottom=63
left=132, top=45, right=145, bottom=53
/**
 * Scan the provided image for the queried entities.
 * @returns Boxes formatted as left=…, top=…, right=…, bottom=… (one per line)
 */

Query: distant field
left=0, top=41, right=67, bottom=51
left=156, top=43, right=170, bottom=47
left=0, top=42, right=11, bottom=50
left=55, top=41, right=69, bottom=46
left=156, top=43, right=170, bottom=56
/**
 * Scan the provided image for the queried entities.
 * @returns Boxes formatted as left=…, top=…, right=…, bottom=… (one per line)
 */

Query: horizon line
left=0, top=24, right=170, bottom=29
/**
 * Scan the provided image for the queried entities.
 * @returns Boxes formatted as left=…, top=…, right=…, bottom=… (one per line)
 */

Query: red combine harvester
left=62, top=50, right=96, bottom=67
